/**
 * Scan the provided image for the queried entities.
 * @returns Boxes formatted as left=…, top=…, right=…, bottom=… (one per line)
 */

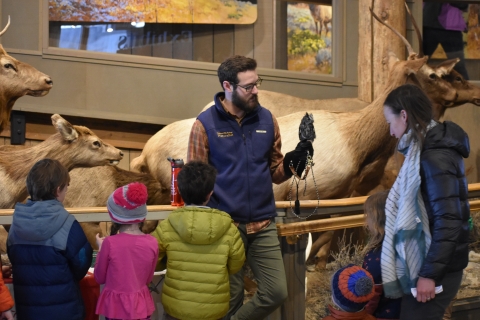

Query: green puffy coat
left=152, top=206, right=245, bottom=320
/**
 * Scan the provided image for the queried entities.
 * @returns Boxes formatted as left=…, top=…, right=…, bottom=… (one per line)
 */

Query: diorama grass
left=287, top=53, right=332, bottom=74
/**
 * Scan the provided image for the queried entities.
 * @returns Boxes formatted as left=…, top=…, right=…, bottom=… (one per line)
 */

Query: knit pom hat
left=107, top=182, right=148, bottom=224
left=331, top=264, right=375, bottom=312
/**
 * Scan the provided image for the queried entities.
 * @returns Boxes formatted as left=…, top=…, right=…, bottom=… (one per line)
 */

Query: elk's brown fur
left=0, top=114, right=123, bottom=209
left=131, top=54, right=429, bottom=202
left=64, top=166, right=169, bottom=249
left=0, top=17, right=52, bottom=132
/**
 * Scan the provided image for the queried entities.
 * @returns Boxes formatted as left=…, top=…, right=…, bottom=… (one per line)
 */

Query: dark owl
left=298, top=113, right=316, bottom=142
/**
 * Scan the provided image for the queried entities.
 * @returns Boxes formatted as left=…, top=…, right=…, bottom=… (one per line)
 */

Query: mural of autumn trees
left=49, top=0, right=257, bottom=24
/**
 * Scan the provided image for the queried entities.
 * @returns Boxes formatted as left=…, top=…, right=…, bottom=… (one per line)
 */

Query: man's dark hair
left=177, top=161, right=217, bottom=205
left=26, top=158, right=70, bottom=201
left=217, top=55, right=257, bottom=90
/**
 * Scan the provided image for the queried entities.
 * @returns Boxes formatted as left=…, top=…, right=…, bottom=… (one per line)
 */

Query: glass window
left=48, top=0, right=258, bottom=61
left=423, top=2, right=480, bottom=81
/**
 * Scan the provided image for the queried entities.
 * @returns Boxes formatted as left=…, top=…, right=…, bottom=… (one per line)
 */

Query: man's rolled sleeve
left=187, top=120, right=209, bottom=163
left=270, top=115, right=288, bottom=184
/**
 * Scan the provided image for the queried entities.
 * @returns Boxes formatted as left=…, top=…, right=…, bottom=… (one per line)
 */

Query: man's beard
left=232, top=89, right=259, bottom=113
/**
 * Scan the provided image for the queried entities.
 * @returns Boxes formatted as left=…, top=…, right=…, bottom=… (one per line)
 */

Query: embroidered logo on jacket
left=217, top=131, right=233, bottom=138
left=256, top=130, right=267, bottom=133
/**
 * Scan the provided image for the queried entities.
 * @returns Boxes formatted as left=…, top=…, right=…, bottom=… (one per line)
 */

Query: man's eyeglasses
left=233, top=77, right=263, bottom=93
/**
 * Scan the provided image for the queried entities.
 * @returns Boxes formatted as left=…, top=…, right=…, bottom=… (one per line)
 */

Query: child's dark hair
left=217, top=55, right=257, bottom=90
left=26, top=158, right=70, bottom=201
left=364, top=190, right=389, bottom=251
left=110, top=222, right=145, bottom=236
left=177, top=161, right=217, bottom=205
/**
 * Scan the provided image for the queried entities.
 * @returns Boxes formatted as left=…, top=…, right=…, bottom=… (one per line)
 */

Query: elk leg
left=314, top=236, right=333, bottom=270
left=306, top=230, right=334, bottom=263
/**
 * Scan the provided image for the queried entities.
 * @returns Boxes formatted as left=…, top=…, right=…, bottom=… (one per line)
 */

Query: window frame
left=41, top=0, right=345, bottom=86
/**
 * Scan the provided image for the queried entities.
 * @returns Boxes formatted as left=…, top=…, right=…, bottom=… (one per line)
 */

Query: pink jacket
left=94, top=233, right=159, bottom=319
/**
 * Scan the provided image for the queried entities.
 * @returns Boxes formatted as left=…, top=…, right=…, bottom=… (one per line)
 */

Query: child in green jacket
left=152, top=161, right=245, bottom=320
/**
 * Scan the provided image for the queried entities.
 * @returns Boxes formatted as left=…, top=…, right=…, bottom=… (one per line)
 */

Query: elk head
left=436, top=59, right=480, bottom=107
left=385, top=51, right=428, bottom=90
left=370, top=6, right=458, bottom=119
left=51, top=114, right=124, bottom=169
left=0, top=16, right=53, bottom=131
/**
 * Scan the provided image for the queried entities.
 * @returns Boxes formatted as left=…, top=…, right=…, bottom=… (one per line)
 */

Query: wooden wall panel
left=253, top=0, right=274, bottom=68
left=358, top=0, right=373, bottom=102
left=274, top=1, right=288, bottom=70
left=1, top=1, right=40, bottom=51
left=371, top=0, right=406, bottom=99
left=152, top=24, right=174, bottom=58
left=172, top=24, right=193, bottom=61
left=234, top=25, right=254, bottom=58
left=344, top=0, right=359, bottom=85
left=213, top=25, right=235, bottom=63
left=444, top=103, right=480, bottom=184
left=131, top=27, right=152, bottom=56
left=49, top=22, right=61, bottom=48
left=192, top=24, right=214, bottom=62
left=117, top=148, right=131, bottom=171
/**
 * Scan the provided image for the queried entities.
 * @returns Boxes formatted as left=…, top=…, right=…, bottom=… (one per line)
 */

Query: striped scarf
left=381, top=120, right=437, bottom=298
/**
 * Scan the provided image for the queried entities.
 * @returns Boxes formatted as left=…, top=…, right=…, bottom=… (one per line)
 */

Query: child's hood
left=167, top=207, right=234, bottom=245
left=11, top=199, right=70, bottom=241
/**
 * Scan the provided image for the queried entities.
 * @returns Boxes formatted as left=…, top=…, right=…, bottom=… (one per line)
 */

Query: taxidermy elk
left=354, top=5, right=480, bottom=196
left=0, top=114, right=123, bottom=209
left=0, top=17, right=53, bottom=132
left=134, top=52, right=465, bottom=202
left=131, top=52, right=430, bottom=202
left=0, top=145, right=166, bottom=249
left=64, top=166, right=169, bottom=249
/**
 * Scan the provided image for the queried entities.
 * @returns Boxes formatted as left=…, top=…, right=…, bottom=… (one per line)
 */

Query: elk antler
left=369, top=7, right=415, bottom=57
left=404, top=2, right=424, bottom=57
left=0, top=16, right=10, bottom=37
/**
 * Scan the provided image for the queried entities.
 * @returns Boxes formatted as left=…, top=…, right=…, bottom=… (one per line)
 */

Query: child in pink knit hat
left=94, top=182, right=159, bottom=320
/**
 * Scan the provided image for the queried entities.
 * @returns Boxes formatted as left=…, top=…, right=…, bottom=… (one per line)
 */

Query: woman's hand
left=2, top=309, right=14, bottom=320
left=416, top=276, right=436, bottom=303
left=1, top=265, right=11, bottom=279
left=95, top=233, right=105, bottom=251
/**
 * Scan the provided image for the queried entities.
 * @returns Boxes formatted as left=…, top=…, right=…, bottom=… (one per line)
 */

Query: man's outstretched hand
left=283, top=140, right=314, bottom=178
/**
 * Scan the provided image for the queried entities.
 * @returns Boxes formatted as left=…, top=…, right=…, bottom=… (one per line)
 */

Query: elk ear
left=404, top=56, right=427, bottom=75
left=51, top=114, right=79, bottom=142
left=435, top=58, right=460, bottom=76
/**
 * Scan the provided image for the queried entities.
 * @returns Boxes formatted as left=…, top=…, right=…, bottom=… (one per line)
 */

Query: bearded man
left=187, top=55, right=312, bottom=320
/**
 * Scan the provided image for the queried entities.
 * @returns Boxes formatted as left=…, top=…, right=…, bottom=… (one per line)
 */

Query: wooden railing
left=276, top=183, right=480, bottom=232
left=1, top=183, right=478, bottom=320
left=0, top=182, right=479, bottom=229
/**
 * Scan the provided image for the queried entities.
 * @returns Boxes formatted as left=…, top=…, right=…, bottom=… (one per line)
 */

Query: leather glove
left=283, top=140, right=314, bottom=178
